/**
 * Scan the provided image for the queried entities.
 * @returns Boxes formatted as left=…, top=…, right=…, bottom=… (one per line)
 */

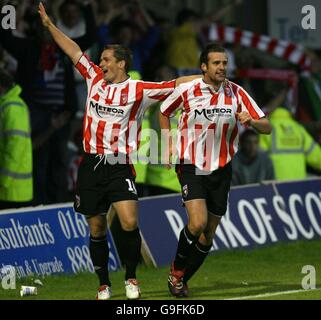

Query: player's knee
left=90, top=228, right=106, bottom=238
left=120, top=217, right=138, bottom=231
left=189, top=221, right=207, bottom=236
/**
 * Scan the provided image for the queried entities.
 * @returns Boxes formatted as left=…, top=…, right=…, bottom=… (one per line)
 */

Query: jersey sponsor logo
left=194, top=108, right=232, bottom=121
left=90, top=101, right=125, bottom=118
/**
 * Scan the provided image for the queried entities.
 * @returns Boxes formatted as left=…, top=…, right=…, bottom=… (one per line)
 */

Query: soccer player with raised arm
left=159, top=43, right=272, bottom=297
left=38, top=3, right=199, bottom=300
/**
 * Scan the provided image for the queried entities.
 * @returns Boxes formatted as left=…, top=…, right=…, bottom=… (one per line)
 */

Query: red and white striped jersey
left=75, top=53, right=176, bottom=155
left=160, top=78, right=265, bottom=171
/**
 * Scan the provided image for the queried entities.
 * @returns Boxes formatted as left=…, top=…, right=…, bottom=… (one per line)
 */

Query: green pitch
left=1, top=239, right=321, bottom=300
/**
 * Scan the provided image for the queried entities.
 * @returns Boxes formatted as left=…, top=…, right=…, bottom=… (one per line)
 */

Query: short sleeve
left=160, top=86, right=184, bottom=118
left=75, top=53, right=103, bottom=85
left=142, top=80, right=176, bottom=102
left=238, top=87, right=265, bottom=120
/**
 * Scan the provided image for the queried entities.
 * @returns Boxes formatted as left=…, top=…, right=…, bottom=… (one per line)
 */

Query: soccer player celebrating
left=159, top=43, right=272, bottom=297
left=38, top=3, right=198, bottom=300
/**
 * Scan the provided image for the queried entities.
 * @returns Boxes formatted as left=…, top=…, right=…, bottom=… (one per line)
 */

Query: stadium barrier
left=0, top=178, right=321, bottom=278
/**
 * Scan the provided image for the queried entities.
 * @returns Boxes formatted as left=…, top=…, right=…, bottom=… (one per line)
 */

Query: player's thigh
left=86, top=214, right=108, bottom=238
left=113, top=200, right=138, bottom=231
left=74, top=156, right=111, bottom=217
left=184, top=199, right=208, bottom=234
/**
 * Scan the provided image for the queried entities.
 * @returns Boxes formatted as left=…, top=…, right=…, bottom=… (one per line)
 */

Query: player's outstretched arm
left=175, top=75, right=202, bottom=87
left=38, top=2, right=83, bottom=65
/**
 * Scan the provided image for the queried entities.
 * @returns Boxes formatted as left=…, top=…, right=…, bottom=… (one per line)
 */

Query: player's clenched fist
left=38, top=2, right=52, bottom=28
left=236, top=111, right=252, bottom=126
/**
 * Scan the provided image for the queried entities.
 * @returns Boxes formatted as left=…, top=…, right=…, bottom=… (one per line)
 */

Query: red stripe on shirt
left=238, top=89, right=260, bottom=119
left=126, top=82, right=144, bottom=154
left=193, top=83, right=202, bottom=97
left=142, top=81, right=175, bottom=90
left=96, top=120, right=107, bottom=154
left=76, top=61, right=91, bottom=79
left=162, top=95, right=183, bottom=117
left=219, top=123, right=229, bottom=167
left=183, top=90, right=191, bottom=113
left=84, top=116, right=93, bottom=153
left=110, top=123, right=121, bottom=154
left=203, top=123, right=216, bottom=170
left=192, top=124, right=203, bottom=165
left=180, top=114, right=188, bottom=160
left=105, top=87, right=117, bottom=105
left=148, top=92, right=172, bottom=101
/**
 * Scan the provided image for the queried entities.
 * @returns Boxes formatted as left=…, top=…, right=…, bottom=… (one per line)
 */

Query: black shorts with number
left=175, top=162, right=232, bottom=216
left=74, top=153, right=138, bottom=217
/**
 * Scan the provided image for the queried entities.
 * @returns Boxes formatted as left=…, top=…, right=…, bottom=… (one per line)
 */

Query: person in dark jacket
left=0, top=1, right=97, bottom=204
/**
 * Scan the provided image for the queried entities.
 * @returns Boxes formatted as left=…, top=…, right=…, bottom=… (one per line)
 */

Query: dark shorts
left=175, top=162, right=232, bottom=216
left=74, top=153, right=138, bottom=217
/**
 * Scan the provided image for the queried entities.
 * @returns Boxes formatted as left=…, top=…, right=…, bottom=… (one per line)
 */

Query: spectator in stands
left=0, top=68, right=33, bottom=209
left=232, top=129, right=274, bottom=185
left=0, top=1, right=96, bottom=204
left=167, top=9, right=201, bottom=74
left=97, top=0, right=159, bottom=75
left=260, top=104, right=321, bottom=180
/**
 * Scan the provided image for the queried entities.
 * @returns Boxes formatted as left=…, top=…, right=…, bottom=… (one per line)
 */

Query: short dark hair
left=103, top=44, right=133, bottom=73
left=0, top=68, right=14, bottom=91
left=199, top=43, right=226, bottom=67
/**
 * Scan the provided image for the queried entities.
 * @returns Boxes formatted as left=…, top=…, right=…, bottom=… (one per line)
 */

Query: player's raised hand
left=38, top=2, right=52, bottom=28
left=236, top=111, right=252, bottom=126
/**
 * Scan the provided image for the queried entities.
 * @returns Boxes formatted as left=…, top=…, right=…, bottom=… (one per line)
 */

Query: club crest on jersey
left=90, top=100, right=124, bottom=118
left=224, top=86, right=232, bottom=97
left=183, top=184, right=188, bottom=198
left=120, top=93, right=128, bottom=106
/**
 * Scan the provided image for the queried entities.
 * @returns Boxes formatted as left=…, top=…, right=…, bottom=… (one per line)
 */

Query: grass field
left=1, top=239, right=321, bottom=300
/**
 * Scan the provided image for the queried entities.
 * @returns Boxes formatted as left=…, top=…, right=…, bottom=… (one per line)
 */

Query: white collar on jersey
left=200, top=78, right=225, bottom=93
left=106, top=76, right=131, bottom=86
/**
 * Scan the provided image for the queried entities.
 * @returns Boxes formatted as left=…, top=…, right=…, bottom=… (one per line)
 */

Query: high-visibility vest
left=260, top=107, right=321, bottom=180
left=0, top=85, right=33, bottom=202
left=145, top=103, right=181, bottom=192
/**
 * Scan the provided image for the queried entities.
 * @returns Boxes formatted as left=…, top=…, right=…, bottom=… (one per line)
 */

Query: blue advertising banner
left=274, top=179, right=321, bottom=241
left=1, top=179, right=321, bottom=272
left=138, top=179, right=321, bottom=267
left=0, top=204, right=121, bottom=278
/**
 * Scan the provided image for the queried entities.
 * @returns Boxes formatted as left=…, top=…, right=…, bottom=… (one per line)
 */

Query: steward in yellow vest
left=0, top=69, right=33, bottom=207
left=260, top=107, right=321, bottom=180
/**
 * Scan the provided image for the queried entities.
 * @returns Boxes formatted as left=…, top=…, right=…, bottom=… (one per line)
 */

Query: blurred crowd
left=0, top=0, right=321, bottom=208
